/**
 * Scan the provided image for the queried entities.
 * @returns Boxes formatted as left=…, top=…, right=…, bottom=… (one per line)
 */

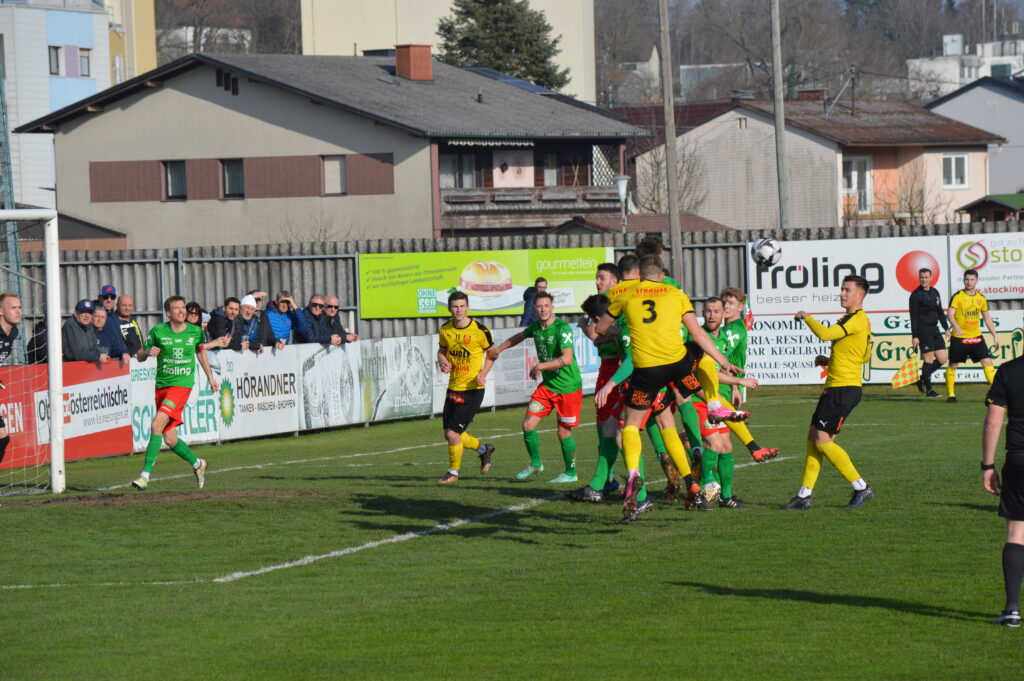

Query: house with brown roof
left=636, top=92, right=1005, bottom=230
left=16, top=47, right=646, bottom=248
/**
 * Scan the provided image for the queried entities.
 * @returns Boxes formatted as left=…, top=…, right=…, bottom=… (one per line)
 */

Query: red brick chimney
left=395, top=44, right=432, bottom=81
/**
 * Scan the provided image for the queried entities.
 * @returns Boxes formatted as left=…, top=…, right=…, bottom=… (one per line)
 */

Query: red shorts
left=155, top=386, right=192, bottom=432
left=527, top=384, right=582, bottom=428
left=596, top=358, right=623, bottom=422
left=694, top=401, right=729, bottom=438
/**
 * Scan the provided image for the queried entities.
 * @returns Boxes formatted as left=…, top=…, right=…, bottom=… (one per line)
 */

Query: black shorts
left=442, top=389, right=485, bottom=434
left=949, top=336, right=989, bottom=364
left=918, top=330, right=947, bottom=354
left=999, top=463, right=1024, bottom=521
left=0, top=414, right=5, bottom=429
left=810, top=386, right=862, bottom=436
left=625, top=343, right=703, bottom=411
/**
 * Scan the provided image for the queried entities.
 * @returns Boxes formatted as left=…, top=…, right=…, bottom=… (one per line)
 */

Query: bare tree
left=634, top=136, right=708, bottom=216
left=278, top=209, right=353, bottom=245
left=595, top=0, right=659, bottom=105
left=155, top=0, right=300, bottom=65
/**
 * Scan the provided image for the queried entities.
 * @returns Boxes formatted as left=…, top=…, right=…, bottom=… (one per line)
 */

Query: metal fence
left=17, top=220, right=1024, bottom=339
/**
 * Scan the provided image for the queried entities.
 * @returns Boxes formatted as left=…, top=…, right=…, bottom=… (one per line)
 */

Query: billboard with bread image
left=359, top=248, right=613, bottom=318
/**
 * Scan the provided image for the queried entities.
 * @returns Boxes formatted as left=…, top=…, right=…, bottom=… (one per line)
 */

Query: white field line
left=2, top=457, right=786, bottom=591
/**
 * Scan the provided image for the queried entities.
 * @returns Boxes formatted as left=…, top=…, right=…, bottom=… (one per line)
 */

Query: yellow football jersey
left=438, top=319, right=493, bottom=391
left=608, top=280, right=694, bottom=368
left=949, top=290, right=988, bottom=339
left=804, top=310, right=871, bottom=388
left=606, top=278, right=641, bottom=299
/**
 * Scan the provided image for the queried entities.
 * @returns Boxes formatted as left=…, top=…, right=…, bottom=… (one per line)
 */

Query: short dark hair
left=533, top=290, right=554, bottom=304
left=534, top=277, right=548, bottom=287
left=843, top=275, right=869, bottom=293
left=616, top=254, right=640, bottom=276
left=164, top=295, right=186, bottom=312
left=965, top=269, right=979, bottom=278
left=703, top=296, right=724, bottom=308
left=224, top=297, right=241, bottom=307
left=185, top=301, right=204, bottom=315
left=635, top=236, right=664, bottom=258
left=596, top=262, right=620, bottom=280
left=918, top=268, right=932, bottom=275
left=639, top=255, right=663, bottom=279
left=275, top=290, right=291, bottom=300
left=581, top=293, right=610, bottom=319
left=447, top=290, right=469, bottom=307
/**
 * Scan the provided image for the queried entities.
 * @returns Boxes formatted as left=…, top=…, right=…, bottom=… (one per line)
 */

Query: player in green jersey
left=131, top=296, right=224, bottom=490
left=489, top=291, right=584, bottom=483
left=720, top=287, right=779, bottom=463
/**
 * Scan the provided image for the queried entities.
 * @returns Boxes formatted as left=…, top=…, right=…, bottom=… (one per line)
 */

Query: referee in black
left=909, top=267, right=948, bottom=397
left=982, top=354, right=1024, bottom=627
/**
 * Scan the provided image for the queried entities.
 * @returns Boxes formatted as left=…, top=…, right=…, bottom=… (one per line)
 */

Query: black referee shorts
left=999, top=462, right=1024, bottom=521
left=918, top=330, right=947, bottom=354
left=442, top=389, right=485, bottom=434
left=950, top=336, right=990, bottom=364
left=810, top=386, right=862, bottom=436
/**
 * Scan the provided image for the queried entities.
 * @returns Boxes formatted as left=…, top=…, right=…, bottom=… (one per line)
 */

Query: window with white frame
left=543, top=152, right=559, bottom=186
left=942, top=153, right=968, bottom=189
left=163, top=161, right=186, bottom=200
left=323, top=155, right=347, bottom=195
left=842, top=156, right=872, bottom=214
left=79, top=48, right=91, bottom=77
left=439, top=153, right=478, bottom=188
left=48, top=46, right=61, bottom=75
left=221, top=159, right=244, bottom=198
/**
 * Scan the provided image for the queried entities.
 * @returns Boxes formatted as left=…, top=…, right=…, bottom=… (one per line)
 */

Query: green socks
left=645, top=423, right=667, bottom=454
left=637, top=454, right=648, bottom=503
left=523, top=429, right=542, bottom=467
left=171, top=439, right=198, bottom=466
left=679, top=401, right=703, bottom=449
left=559, top=435, right=577, bottom=474
left=700, top=448, right=720, bottom=487
left=142, top=433, right=162, bottom=474
left=718, top=452, right=735, bottom=499
left=589, top=435, right=618, bottom=489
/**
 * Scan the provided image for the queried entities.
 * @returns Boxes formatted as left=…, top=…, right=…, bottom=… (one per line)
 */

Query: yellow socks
left=461, top=431, right=480, bottom=451
left=727, top=420, right=755, bottom=445
left=659, top=426, right=692, bottom=477
left=447, top=444, right=463, bottom=472
left=945, top=366, right=956, bottom=397
left=801, top=440, right=822, bottom=489
left=818, top=440, right=860, bottom=483
left=984, top=365, right=996, bottom=385
left=622, top=425, right=642, bottom=471
left=696, top=353, right=721, bottom=405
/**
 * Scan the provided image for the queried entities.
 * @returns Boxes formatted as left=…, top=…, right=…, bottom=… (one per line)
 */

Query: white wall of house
left=921, top=147, right=990, bottom=222
left=51, top=65, right=433, bottom=248
left=639, top=108, right=839, bottom=230
left=928, top=82, right=1022, bottom=194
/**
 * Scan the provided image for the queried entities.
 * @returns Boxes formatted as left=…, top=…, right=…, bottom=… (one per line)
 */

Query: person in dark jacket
left=297, top=294, right=339, bottom=344
left=520, top=277, right=547, bottom=326
left=115, top=294, right=145, bottom=356
left=207, top=297, right=246, bottom=350
left=324, top=295, right=359, bottom=344
left=91, top=306, right=130, bottom=364
left=62, top=299, right=106, bottom=363
left=27, top=317, right=47, bottom=364
left=909, top=267, right=949, bottom=397
left=239, top=294, right=273, bottom=352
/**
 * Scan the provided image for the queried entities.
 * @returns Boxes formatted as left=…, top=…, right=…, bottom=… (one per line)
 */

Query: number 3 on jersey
left=641, top=299, right=657, bottom=323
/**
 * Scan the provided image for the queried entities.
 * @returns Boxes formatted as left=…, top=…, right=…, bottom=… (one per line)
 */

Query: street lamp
left=612, top=174, right=630, bottom=234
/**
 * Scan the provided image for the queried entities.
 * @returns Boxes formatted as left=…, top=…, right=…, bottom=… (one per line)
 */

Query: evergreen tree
left=437, top=0, right=570, bottom=91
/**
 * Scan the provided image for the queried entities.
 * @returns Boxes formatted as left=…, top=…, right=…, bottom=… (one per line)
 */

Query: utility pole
left=658, top=0, right=683, bottom=279
left=769, top=0, right=790, bottom=232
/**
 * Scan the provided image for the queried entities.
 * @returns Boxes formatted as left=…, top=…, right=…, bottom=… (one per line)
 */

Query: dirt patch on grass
left=17, top=489, right=325, bottom=508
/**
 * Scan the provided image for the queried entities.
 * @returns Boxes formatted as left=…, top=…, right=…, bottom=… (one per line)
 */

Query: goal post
left=0, top=209, right=64, bottom=494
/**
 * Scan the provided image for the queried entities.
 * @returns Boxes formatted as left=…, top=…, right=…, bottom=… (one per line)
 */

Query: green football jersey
left=524, top=318, right=582, bottom=394
left=146, top=322, right=206, bottom=389
left=722, top=318, right=748, bottom=371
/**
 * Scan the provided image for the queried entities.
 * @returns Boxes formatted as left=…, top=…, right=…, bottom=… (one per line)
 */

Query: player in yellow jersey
left=945, top=268, right=1000, bottom=403
left=783, top=275, right=874, bottom=510
left=436, top=291, right=496, bottom=484
left=595, top=255, right=746, bottom=518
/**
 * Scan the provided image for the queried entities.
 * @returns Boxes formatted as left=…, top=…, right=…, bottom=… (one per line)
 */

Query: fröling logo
left=755, top=257, right=884, bottom=293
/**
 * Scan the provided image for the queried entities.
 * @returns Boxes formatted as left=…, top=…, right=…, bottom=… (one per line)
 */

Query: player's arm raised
left=682, top=312, right=738, bottom=375
left=487, top=331, right=526, bottom=360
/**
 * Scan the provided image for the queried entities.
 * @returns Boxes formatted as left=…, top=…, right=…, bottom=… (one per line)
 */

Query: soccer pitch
left=3, top=384, right=1022, bottom=680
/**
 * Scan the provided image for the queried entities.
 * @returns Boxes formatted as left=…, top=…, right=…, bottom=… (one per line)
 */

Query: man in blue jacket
left=263, top=291, right=308, bottom=348
left=297, top=294, right=341, bottom=344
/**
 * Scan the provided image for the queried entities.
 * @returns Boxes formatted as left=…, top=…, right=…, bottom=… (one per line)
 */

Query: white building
left=908, top=33, right=1024, bottom=99
left=0, top=0, right=110, bottom=209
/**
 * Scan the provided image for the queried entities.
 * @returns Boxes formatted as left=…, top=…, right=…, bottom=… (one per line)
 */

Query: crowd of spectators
left=55, top=285, right=358, bottom=365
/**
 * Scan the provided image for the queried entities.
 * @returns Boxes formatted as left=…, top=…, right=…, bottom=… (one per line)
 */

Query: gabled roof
left=734, top=99, right=1005, bottom=147
left=924, top=76, right=1024, bottom=110
left=611, top=102, right=734, bottom=136
left=16, top=53, right=648, bottom=140
left=956, top=193, right=1024, bottom=213
left=561, top=213, right=731, bottom=233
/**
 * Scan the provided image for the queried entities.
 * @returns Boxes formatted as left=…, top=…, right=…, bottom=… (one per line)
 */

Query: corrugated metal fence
left=17, top=220, right=1023, bottom=339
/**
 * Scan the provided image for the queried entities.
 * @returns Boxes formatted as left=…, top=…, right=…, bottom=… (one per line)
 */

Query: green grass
left=2, top=384, right=1022, bottom=680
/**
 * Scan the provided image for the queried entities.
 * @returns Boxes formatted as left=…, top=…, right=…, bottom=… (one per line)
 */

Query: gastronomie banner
left=358, top=248, right=614, bottom=318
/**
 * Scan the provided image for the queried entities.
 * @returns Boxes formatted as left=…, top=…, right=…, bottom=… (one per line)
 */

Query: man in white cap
left=239, top=294, right=274, bottom=352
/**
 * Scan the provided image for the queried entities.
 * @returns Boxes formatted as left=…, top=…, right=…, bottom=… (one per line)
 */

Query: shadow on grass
left=926, top=501, right=998, bottom=513
left=671, top=580, right=990, bottom=622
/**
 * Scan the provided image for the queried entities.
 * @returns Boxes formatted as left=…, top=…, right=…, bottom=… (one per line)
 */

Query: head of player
left=720, top=287, right=745, bottom=324
left=635, top=236, right=665, bottom=264
left=639, top=254, right=665, bottom=282
left=595, top=263, right=619, bottom=294
left=582, top=292, right=611, bottom=323
left=964, top=268, right=979, bottom=293
left=703, top=296, right=724, bottom=333
left=616, top=254, right=640, bottom=281
left=533, top=290, right=555, bottom=326
left=841, top=275, right=868, bottom=312
left=167, top=296, right=188, bottom=328
left=0, top=293, right=22, bottom=331
left=919, top=268, right=933, bottom=291
left=448, top=290, right=470, bottom=324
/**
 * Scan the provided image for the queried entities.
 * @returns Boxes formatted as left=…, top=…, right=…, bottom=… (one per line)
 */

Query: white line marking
left=3, top=457, right=786, bottom=590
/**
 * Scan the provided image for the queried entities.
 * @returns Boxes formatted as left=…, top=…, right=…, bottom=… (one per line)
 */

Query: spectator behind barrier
left=264, top=291, right=308, bottom=348
left=99, top=283, right=125, bottom=341
left=520, top=277, right=547, bottom=327
left=91, top=306, right=130, bottom=364
left=186, top=301, right=211, bottom=342
left=115, top=294, right=145, bottom=355
left=239, top=294, right=274, bottom=353
left=27, top=316, right=46, bottom=364
left=62, top=299, right=106, bottom=363
left=207, top=297, right=246, bottom=351
left=297, top=294, right=339, bottom=344
left=246, top=289, right=268, bottom=312
left=324, top=295, right=358, bottom=344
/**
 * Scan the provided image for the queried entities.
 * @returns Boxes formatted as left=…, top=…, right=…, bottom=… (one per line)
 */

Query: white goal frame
left=0, top=209, right=64, bottom=493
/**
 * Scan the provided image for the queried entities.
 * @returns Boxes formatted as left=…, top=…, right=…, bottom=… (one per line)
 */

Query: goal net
left=0, top=210, right=63, bottom=496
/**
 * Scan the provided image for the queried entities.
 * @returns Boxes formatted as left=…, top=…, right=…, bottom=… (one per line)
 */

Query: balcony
left=440, top=185, right=621, bottom=231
